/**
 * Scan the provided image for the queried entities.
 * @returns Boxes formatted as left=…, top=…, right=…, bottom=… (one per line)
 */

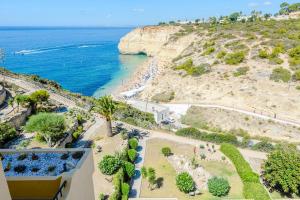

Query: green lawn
left=140, top=139, right=244, bottom=200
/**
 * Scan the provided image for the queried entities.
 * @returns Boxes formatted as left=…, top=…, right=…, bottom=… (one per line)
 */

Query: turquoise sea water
left=0, top=27, right=147, bottom=97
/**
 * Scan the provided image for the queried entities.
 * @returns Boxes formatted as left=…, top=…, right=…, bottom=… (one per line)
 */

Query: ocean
left=0, top=27, right=147, bottom=97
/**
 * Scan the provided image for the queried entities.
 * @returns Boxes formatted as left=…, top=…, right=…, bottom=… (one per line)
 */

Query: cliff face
left=118, top=26, right=194, bottom=60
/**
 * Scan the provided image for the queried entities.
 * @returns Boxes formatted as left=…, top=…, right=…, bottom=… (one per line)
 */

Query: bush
left=233, top=66, right=249, bottom=77
left=110, top=168, right=124, bottom=200
left=202, top=46, right=215, bottom=55
left=176, top=172, right=195, bottom=193
left=259, top=49, right=269, bottom=59
left=17, top=153, right=27, bottom=161
left=220, top=144, right=259, bottom=182
left=208, top=177, right=230, bottom=197
left=294, top=70, right=300, bottom=81
left=161, top=147, right=172, bottom=157
left=25, top=113, right=65, bottom=147
left=269, top=57, right=284, bottom=65
left=217, top=51, right=227, bottom=59
left=175, top=59, right=210, bottom=76
left=270, top=67, right=291, bottom=83
left=220, top=144, right=270, bottom=200
left=225, top=51, right=245, bottom=65
left=127, top=149, right=137, bottom=162
left=0, top=123, right=17, bottom=146
left=123, top=161, right=135, bottom=178
left=121, top=183, right=130, bottom=197
left=99, top=155, right=121, bottom=175
left=251, top=141, right=274, bottom=152
left=176, top=127, right=238, bottom=145
left=152, top=91, right=175, bottom=103
left=262, top=146, right=300, bottom=195
left=14, top=165, right=26, bottom=173
left=128, top=138, right=138, bottom=150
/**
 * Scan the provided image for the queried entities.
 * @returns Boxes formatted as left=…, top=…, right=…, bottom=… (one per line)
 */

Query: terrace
left=0, top=148, right=94, bottom=200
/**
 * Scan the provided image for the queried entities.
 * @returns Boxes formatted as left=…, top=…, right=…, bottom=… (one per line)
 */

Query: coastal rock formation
left=118, top=26, right=194, bottom=60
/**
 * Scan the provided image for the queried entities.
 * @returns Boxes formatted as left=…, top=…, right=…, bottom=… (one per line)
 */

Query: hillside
left=119, top=19, right=300, bottom=142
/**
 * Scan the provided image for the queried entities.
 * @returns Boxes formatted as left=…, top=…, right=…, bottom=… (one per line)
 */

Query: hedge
left=220, top=144, right=270, bottom=200
left=176, top=127, right=238, bottom=145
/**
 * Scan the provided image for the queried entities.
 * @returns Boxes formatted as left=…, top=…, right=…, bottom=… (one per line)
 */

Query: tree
left=0, top=123, right=17, bottom=146
left=176, top=172, right=195, bottom=193
left=262, top=146, right=300, bottom=195
left=279, top=2, right=290, bottom=15
left=94, top=96, right=117, bottom=137
left=209, top=17, right=217, bottom=25
left=208, top=177, right=230, bottom=197
left=25, top=113, right=65, bottom=147
left=14, top=94, right=30, bottom=111
left=229, top=12, right=241, bottom=22
left=30, top=90, right=49, bottom=103
left=98, top=155, right=121, bottom=175
left=161, top=147, right=172, bottom=156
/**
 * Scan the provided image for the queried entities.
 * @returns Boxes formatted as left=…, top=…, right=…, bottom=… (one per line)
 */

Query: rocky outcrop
left=0, top=85, right=6, bottom=106
left=118, top=26, right=195, bottom=60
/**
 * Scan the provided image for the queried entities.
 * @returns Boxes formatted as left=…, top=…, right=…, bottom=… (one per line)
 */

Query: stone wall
left=5, top=107, right=32, bottom=129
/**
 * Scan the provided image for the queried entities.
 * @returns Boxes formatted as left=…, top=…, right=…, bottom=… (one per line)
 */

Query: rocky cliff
left=118, top=26, right=195, bottom=60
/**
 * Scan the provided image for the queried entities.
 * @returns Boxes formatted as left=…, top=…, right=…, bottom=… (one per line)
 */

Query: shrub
left=176, top=128, right=238, bottom=145
left=128, top=138, right=138, bottom=150
left=99, top=155, right=121, bottom=175
left=0, top=122, right=17, bottom=146
left=225, top=51, right=245, bottom=65
left=152, top=91, right=175, bottom=103
left=127, top=149, right=137, bottom=162
left=269, top=57, right=284, bottom=65
left=294, top=70, right=300, bottom=81
left=17, top=153, right=28, bottom=161
left=270, top=67, right=291, bottom=83
left=220, top=144, right=270, bottom=200
left=176, top=172, right=195, bottom=193
left=161, top=147, right=172, bottom=157
left=99, top=193, right=105, bottom=200
left=48, top=165, right=56, bottom=172
left=31, top=153, right=39, bottom=160
left=262, top=146, right=300, bottom=195
left=110, top=168, right=124, bottom=200
left=141, top=166, right=147, bottom=178
left=233, top=66, right=249, bottom=77
left=208, top=177, right=230, bottom=197
left=251, top=141, right=274, bottom=152
left=72, top=126, right=83, bottom=141
left=72, top=151, right=84, bottom=159
left=217, top=51, right=227, bottom=59
left=202, top=47, right=215, bottom=55
left=121, top=183, right=130, bottom=197
left=25, top=113, right=65, bottom=147
left=123, top=161, right=135, bottom=178
left=259, top=49, right=269, bottom=58
left=60, top=153, right=69, bottom=160
left=220, top=144, right=259, bottom=182
left=14, top=165, right=26, bottom=173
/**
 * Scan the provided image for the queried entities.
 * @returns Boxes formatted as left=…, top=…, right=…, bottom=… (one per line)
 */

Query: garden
left=140, top=139, right=244, bottom=200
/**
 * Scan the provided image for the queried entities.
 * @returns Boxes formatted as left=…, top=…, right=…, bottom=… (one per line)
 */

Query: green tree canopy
left=262, top=146, right=300, bottom=195
left=25, top=113, right=65, bottom=147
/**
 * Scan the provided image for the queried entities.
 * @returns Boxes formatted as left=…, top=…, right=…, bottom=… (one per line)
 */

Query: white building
left=127, top=100, right=170, bottom=124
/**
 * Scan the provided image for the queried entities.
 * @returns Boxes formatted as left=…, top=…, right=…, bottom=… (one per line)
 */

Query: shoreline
left=113, top=56, right=158, bottom=100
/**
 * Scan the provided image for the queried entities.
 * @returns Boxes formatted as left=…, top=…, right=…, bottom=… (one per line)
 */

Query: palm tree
left=95, top=96, right=117, bottom=137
